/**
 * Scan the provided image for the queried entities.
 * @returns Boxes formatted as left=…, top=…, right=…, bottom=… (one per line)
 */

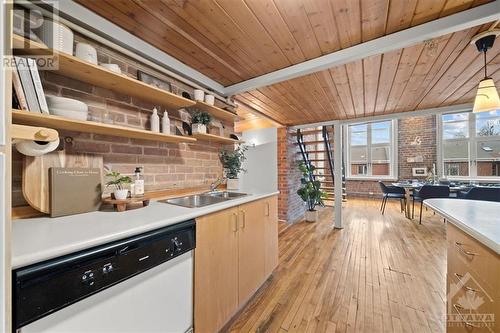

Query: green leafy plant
left=296, top=162, right=327, bottom=211
left=191, top=111, right=212, bottom=125
left=219, top=145, right=248, bottom=179
left=105, top=171, right=132, bottom=190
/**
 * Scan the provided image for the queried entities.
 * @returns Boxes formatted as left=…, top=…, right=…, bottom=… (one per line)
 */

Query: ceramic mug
left=205, top=94, right=215, bottom=106
left=75, top=43, right=98, bottom=65
left=194, top=89, right=205, bottom=102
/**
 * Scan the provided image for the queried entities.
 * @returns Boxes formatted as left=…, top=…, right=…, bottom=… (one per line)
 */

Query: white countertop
left=12, top=191, right=279, bottom=269
left=424, top=199, right=500, bottom=254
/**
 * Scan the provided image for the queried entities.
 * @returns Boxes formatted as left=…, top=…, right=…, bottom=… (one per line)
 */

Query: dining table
left=391, top=181, right=470, bottom=219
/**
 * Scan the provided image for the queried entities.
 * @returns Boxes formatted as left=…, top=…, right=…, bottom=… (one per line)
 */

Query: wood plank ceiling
left=77, top=0, right=495, bottom=125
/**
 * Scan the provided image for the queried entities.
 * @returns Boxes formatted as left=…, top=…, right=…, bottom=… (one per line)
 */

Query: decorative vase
left=113, top=189, right=129, bottom=200
left=192, top=123, right=207, bottom=134
left=194, top=89, right=205, bottom=101
left=305, top=210, right=318, bottom=222
left=226, top=178, right=239, bottom=190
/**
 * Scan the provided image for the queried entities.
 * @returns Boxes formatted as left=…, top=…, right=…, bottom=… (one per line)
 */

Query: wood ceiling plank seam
left=313, top=71, right=348, bottom=119
left=302, top=0, right=342, bottom=55
left=329, top=65, right=357, bottom=118
left=279, top=80, right=327, bottom=121
left=247, top=89, right=299, bottom=121
left=324, top=67, right=351, bottom=119
left=271, top=0, right=323, bottom=60
left=244, top=91, right=297, bottom=124
left=212, top=0, right=293, bottom=72
left=416, top=31, right=489, bottom=109
left=411, top=25, right=485, bottom=110
left=243, top=0, right=307, bottom=65
left=236, top=93, right=289, bottom=124
left=104, top=0, right=237, bottom=85
left=265, top=84, right=318, bottom=123
left=437, top=47, right=500, bottom=106
left=77, top=0, right=235, bottom=85
left=383, top=43, right=426, bottom=114
left=410, top=0, right=448, bottom=26
left=396, top=33, right=453, bottom=112
left=330, top=0, right=362, bottom=49
left=234, top=97, right=285, bottom=126
left=362, top=55, right=382, bottom=117
left=159, top=0, right=270, bottom=80
left=360, top=0, right=390, bottom=42
left=440, top=0, right=476, bottom=17
left=303, top=74, right=341, bottom=120
left=450, top=61, right=500, bottom=104
left=135, top=0, right=247, bottom=79
left=373, top=50, right=403, bottom=115
left=345, top=60, right=365, bottom=117
left=384, top=0, right=419, bottom=34
left=257, top=85, right=311, bottom=122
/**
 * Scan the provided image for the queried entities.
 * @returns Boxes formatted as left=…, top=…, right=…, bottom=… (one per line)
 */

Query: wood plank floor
left=226, top=198, right=447, bottom=333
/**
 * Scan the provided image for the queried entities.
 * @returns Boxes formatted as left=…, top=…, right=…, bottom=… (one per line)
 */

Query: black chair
left=378, top=181, right=406, bottom=215
left=462, top=187, right=500, bottom=202
left=412, top=185, right=450, bottom=224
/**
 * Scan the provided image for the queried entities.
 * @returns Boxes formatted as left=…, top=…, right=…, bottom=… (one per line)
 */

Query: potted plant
left=106, top=171, right=132, bottom=200
left=219, top=145, right=247, bottom=190
left=191, top=111, right=211, bottom=134
left=297, top=162, right=327, bottom=222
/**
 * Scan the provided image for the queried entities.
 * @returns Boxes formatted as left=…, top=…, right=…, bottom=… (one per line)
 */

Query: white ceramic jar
left=194, top=89, right=205, bottom=102
left=75, top=42, right=98, bottom=65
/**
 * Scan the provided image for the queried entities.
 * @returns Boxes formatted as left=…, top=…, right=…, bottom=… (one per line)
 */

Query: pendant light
left=472, top=31, right=500, bottom=113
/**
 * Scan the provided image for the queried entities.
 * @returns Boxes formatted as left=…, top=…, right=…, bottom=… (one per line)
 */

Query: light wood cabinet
left=446, top=223, right=500, bottom=333
left=194, top=207, right=239, bottom=333
left=264, top=196, right=278, bottom=277
left=194, top=195, right=278, bottom=333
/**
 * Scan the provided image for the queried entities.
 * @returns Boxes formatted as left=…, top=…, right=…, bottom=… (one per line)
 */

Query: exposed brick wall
left=12, top=32, right=233, bottom=207
left=277, top=128, right=305, bottom=223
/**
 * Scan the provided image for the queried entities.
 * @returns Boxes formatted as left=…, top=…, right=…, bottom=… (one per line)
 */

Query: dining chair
left=462, top=187, right=500, bottom=202
left=412, top=185, right=450, bottom=224
left=378, top=181, right=406, bottom=215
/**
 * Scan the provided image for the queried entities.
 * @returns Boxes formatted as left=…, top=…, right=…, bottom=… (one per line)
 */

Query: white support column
left=333, top=122, right=343, bottom=229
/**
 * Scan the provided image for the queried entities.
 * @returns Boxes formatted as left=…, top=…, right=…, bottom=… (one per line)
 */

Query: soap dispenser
left=151, top=107, right=160, bottom=132
left=133, top=166, right=144, bottom=196
left=162, top=110, right=171, bottom=135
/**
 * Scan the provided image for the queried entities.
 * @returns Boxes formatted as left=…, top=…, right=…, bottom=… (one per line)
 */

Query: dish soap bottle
left=133, top=166, right=144, bottom=197
left=151, top=107, right=160, bottom=132
left=162, top=110, right=170, bottom=135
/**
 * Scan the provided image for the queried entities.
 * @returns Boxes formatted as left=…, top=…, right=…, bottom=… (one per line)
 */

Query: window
left=439, top=110, right=500, bottom=179
left=346, top=120, right=397, bottom=179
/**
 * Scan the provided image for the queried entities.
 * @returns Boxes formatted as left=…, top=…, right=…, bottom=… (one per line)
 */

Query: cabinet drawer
left=447, top=224, right=500, bottom=295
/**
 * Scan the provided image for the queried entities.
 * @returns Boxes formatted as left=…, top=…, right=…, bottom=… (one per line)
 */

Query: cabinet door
left=264, top=196, right=279, bottom=277
left=238, top=200, right=266, bottom=305
left=195, top=207, right=239, bottom=333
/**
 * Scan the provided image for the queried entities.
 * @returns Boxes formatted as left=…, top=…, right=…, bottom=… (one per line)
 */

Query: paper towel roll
left=15, top=138, right=60, bottom=156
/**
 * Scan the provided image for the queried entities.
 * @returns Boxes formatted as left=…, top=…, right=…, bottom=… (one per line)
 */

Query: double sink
left=162, top=191, right=247, bottom=208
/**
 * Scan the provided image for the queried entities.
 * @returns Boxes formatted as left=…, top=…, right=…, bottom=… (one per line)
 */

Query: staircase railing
left=296, top=129, right=315, bottom=184
left=322, top=125, right=347, bottom=201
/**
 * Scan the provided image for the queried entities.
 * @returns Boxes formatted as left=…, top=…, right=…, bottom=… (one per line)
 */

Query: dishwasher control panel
left=13, top=219, right=195, bottom=330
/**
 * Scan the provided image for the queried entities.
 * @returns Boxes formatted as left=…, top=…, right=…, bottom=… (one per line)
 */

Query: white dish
left=46, top=95, right=88, bottom=112
left=49, top=108, right=88, bottom=121
left=101, top=63, right=121, bottom=74
left=35, top=19, right=73, bottom=55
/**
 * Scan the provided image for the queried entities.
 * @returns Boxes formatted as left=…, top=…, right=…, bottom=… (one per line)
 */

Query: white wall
left=239, top=128, right=278, bottom=193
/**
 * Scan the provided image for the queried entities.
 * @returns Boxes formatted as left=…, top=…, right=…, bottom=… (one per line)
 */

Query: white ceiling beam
left=39, top=0, right=227, bottom=95
left=291, top=104, right=474, bottom=129
left=224, top=1, right=500, bottom=96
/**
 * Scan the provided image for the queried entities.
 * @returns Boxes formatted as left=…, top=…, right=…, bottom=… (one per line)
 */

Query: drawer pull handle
left=241, top=210, right=246, bottom=229
left=232, top=213, right=238, bottom=233
left=453, top=273, right=479, bottom=293
left=455, top=242, right=478, bottom=257
left=265, top=202, right=270, bottom=216
left=453, top=304, right=479, bottom=328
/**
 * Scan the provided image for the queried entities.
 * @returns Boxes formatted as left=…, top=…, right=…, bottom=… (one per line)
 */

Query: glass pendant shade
left=473, top=78, right=500, bottom=113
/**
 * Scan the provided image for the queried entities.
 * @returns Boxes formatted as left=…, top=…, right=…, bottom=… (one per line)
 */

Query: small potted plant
left=106, top=171, right=132, bottom=200
left=297, top=162, right=327, bottom=222
left=219, top=145, right=247, bottom=190
left=191, top=111, right=211, bottom=134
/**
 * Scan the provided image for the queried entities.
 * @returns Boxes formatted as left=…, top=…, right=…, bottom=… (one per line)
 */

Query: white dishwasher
left=13, top=220, right=195, bottom=333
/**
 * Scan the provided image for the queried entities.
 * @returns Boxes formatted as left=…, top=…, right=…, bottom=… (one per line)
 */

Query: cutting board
left=22, top=151, right=103, bottom=213
left=50, top=168, right=102, bottom=217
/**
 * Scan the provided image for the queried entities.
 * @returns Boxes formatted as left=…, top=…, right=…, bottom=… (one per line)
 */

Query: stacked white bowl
left=45, top=95, right=88, bottom=121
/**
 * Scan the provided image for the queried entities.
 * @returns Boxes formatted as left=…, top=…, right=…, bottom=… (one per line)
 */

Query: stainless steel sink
left=162, top=191, right=247, bottom=208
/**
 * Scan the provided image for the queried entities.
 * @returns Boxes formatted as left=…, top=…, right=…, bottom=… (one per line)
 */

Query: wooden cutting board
left=22, top=151, right=103, bottom=213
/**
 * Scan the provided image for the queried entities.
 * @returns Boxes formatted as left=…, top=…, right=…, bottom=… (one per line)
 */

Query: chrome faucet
left=209, top=177, right=226, bottom=192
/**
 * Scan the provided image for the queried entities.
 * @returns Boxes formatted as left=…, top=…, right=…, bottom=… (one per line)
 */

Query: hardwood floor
left=226, top=198, right=447, bottom=333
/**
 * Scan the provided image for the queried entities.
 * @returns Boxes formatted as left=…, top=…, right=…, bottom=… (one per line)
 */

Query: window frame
left=437, top=110, right=500, bottom=181
left=344, top=119, right=398, bottom=180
